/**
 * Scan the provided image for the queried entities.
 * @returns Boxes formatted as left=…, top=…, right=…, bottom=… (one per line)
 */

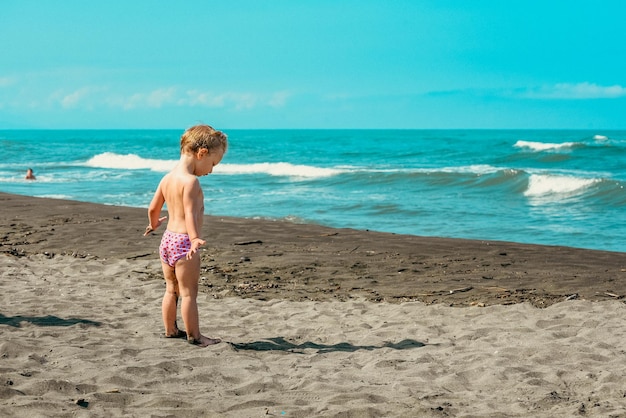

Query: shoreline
left=2, top=192, right=624, bottom=307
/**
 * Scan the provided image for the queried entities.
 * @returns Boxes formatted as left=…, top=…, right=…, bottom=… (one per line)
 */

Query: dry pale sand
left=1, top=193, right=626, bottom=417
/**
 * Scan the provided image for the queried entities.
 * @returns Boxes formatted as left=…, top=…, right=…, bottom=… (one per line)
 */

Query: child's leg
left=161, top=262, right=182, bottom=337
left=174, top=253, right=220, bottom=347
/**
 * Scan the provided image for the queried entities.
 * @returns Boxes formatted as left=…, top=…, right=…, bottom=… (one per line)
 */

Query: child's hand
left=143, top=216, right=167, bottom=236
left=186, top=238, right=206, bottom=259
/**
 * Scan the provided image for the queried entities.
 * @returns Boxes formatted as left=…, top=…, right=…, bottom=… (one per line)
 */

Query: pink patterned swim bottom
left=159, top=230, right=192, bottom=267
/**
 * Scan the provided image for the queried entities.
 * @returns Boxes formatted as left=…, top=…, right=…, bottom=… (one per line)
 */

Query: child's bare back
left=157, top=168, right=205, bottom=236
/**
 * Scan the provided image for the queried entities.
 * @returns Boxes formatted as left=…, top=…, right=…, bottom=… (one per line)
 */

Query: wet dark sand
left=2, top=192, right=624, bottom=307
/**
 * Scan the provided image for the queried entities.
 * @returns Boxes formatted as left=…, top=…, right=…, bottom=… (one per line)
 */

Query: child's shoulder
left=167, top=171, right=200, bottom=188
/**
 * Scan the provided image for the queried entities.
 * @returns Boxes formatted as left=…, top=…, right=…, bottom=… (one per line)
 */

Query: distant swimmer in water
left=25, top=168, right=36, bottom=180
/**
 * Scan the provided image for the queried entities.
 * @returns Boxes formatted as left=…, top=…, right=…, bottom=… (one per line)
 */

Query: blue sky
left=1, top=1, right=625, bottom=129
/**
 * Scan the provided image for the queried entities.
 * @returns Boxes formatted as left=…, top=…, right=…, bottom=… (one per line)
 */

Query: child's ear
left=197, top=148, right=209, bottom=158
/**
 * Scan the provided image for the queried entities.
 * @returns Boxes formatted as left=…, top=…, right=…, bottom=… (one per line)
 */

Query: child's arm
left=144, top=183, right=167, bottom=236
left=182, top=179, right=206, bottom=257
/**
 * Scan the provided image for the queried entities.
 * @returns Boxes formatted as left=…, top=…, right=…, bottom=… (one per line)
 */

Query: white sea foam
left=514, top=140, right=579, bottom=152
left=0, top=175, right=55, bottom=183
left=438, top=164, right=503, bottom=174
left=38, top=158, right=493, bottom=180
left=83, top=153, right=345, bottom=178
left=72, top=152, right=554, bottom=182
left=217, top=162, right=345, bottom=178
left=593, top=134, right=608, bottom=141
left=38, top=194, right=73, bottom=200
left=84, top=153, right=177, bottom=172
left=524, top=174, right=598, bottom=197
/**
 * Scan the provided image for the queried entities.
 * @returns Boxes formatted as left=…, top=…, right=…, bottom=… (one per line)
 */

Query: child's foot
left=188, top=335, right=221, bottom=347
left=165, top=329, right=187, bottom=339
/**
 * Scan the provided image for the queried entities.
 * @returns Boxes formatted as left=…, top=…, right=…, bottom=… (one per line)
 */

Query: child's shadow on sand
left=229, top=337, right=426, bottom=354
left=0, top=313, right=101, bottom=328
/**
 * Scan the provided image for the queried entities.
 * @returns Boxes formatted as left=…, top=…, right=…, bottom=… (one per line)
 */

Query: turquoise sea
left=1, top=129, right=625, bottom=252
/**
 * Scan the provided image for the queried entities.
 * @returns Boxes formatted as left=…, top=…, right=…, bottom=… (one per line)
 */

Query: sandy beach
left=1, top=192, right=625, bottom=417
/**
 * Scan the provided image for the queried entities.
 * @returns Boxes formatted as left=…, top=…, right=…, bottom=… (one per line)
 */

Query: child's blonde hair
left=180, top=125, right=228, bottom=154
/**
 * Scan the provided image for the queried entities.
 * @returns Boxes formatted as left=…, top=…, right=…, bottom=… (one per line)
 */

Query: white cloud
left=109, top=88, right=178, bottom=110
left=182, top=90, right=259, bottom=109
left=145, top=87, right=177, bottom=108
left=181, top=90, right=223, bottom=107
left=105, top=88, right=267, bottom=110
left=60, top=87, right=97, bottom=108
left=7, top=79, right=290, bottom=112
left=268, top=91, right=291, bottom=107
left=120, top=93, right=143, bottom=110
left=0, top=76, right=16, bottom=88
left=229, top=93, right=257, bottom=110
left=521, top=82, right=626, bottom=99
left=427, top=82, right=626, bottom=101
